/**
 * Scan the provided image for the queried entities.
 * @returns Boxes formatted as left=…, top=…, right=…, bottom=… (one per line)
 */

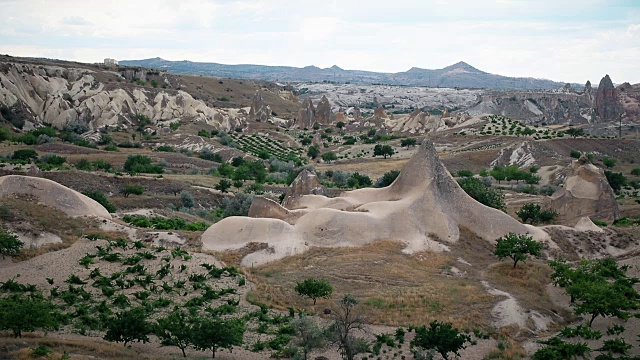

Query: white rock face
left=0, top=62, right=246, bottom=131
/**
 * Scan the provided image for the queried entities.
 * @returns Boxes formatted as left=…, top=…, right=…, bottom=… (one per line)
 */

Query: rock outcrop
left=248, top=91, right=271, bottom=122
left=0, top=175, right=112, bottom=219
left=373, top=105, right=387, bottom=119
left=315, top=95, right=334, bottom=125
left=201, top=140, right=547, bottom=266
left=0, top=61, right=245, bottom=131
left=546, top=157, right=619, bottom=226
left=595, top=75, right=621, bottom=121
left=282, top=169, right=326, bottom=209
left=297, top=98, right=316, bottom=129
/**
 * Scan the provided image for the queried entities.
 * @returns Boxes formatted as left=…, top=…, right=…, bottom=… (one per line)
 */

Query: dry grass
left=0, top=333, right=152, bottom=360
left=483, top=335, right=527, bottom=360
left=245, top=241, right=496, bottom=329
left=1, top=198, right=103, bottom=261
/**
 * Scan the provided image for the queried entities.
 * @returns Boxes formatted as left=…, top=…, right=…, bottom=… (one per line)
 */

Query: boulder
left=595, top=75, right=621, bottom=121
left=0, top=175, right=112, bottom=219
left=546, top=157, right=619, bottom=226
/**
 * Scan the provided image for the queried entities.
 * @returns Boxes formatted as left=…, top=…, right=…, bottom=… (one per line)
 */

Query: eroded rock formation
left=546, top=156, right=619, bottom=225
left=595, top=75, right=621, bottom=121
left=297, top=98, right=316, bottom=129
left=248, top=91, right=271, bottom=122
left=315, top=95, right=334, bottom=125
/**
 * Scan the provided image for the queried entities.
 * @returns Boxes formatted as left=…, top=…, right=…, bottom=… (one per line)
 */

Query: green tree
left=217, top=163, right=235, bottom=177
left=532, top=337, right=591, bottom=360
left=0, top=225, right=23, bottom=259
left=410, top=321, right=471, bottom=360
left=373, top=144, right=394, bottom=159
left=602, top=157, right=616, bottom=168
left=516, top=203, right=558, bottom=225
left=191, top=316, right=245, bottom=358
left=336, top=121, right=345, bottom=129
left=233, top=180, right=244, bottom=191
left=295, top=278, right=333, bottom=305
left=104, top=307, right=152, bottom=346
left=322, top=152, right=338, bottom=162
left=307, top=145, right=320, bottom=159
left=0, top=293, right=60, bottom=338
left=400, top=138, right=417, bottom=148
left=570, top=150, right=581, bottom=159
left=121, top=184, right=144, bottom=198
left=565, top=128, right=585, bottom=138
left=494, top=233, right=543, bottom=268
left=12, top=149, right=38, bottom=161
left=180, top=191, right=195, bottom=208
left=123, top=155, right=163, bottom=174
left=457, top=177, right=506, bottom=212
left=156, top=309, right=194, bottom=358
left=375, top=170, right=400, bottom=188
left=215, top=179, right=232, bottom=193
left=604, top=171, right=627, bottom=192
left=83, top=190, right=117, bottom=213
left=232, top=165, right=250, bottom=183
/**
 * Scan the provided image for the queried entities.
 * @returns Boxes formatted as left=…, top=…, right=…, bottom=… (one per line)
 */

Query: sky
left=0, top=0, right=639, bottom=84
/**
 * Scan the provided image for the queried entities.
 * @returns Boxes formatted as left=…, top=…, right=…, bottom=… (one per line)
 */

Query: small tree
left=322, top=152, right=338, bottom=163
left=400, top=138, right=417, bottom=148
left=0, top=225, right=23, bottom=259
left=156, top=309, right=194, bottom=358
left=290, top=315, right=328, bottom=360
left=180, top=191, right=195, bottom=208
left=373, top=144, right=394, bottom=159
left=375, top=170, right=400, bottom=188
left=121, top=184, right=144, bottom=198
left=602, top=157, right=616, bottom=168
left=0, top=293, right=60, bottom=338
left=494, top=232, right=543, bottom=268
left=104, top=307, right=152, bottom=346
left=215, top=179, right=232, bottom=193
left=516, top=203, right=558, bottom=225
left=336, top=121, right=345, bottom=129
left=570, top=150, right=581, bottom=159
left=331, top=294, right=367, bottom=360
left=232, top=180, right=244, bottom=191
left=307, top=145, right=320, bottom=159
left=191, top=316, right=245, bottom=358
left=410, top=321, right=471, bottom=360
left=458, top=177, right=506, bottom=212
left=295, top=278, right=333, bottom=305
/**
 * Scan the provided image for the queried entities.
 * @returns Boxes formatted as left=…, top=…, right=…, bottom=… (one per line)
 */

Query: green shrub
left=124, top=155, right=163, bottom=174
left=456, top=169, right=473, bottom=178
left=631, top=168, right=640, bottom=176
left=82, top=190, right=117, bottom=213
left=516, top=203, right=558, bottom=224
left=12, top=149, right=38, bottom=161
left=602, top=157, right=616, bottom=168
left=458, top=177, right=506, bottom=212
left=375, top=170, right=400, bottom=188
left=155, top=145, right=174, bottom=152
left=570, top=150, right=581, bottom=159
left=122, top=184, right=144, bottom=197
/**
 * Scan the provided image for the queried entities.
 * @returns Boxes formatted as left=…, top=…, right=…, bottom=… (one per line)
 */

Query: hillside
left=120, top=58, right=574, bottom=90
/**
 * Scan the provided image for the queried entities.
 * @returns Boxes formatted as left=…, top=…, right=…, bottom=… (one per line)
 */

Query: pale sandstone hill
left=546, top=156, right=619, bottom=226
left=201, top=140, right=548, bottom=266
left=0, top=175, right=112, bottom=219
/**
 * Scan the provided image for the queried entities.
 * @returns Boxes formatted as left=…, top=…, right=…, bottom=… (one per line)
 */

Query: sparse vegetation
left=494, top=233, right=543, bottom=268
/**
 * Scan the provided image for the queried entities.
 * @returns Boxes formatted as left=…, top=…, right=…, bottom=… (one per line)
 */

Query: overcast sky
left=1, top=0, right=639, bottom=84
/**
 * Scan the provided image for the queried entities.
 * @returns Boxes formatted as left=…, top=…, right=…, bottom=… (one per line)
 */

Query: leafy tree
left=257, top=149, right=270, bottom=160
left=123, top=155, right=163, bottom=174
left=0, top=225, right=23, bottom=259
left=336, top=121, right=345, bottom=129
left=457, top=177, right=506, bottom=212
left=217, top=163, right=235, bottom=177
left=0, top=293, right=60, bottom=338
left=410, top=321, right=471, bottom=360
left=289, top=315, right=328, bottom=360
left=156, top=309, right=194, bottom=357
left=373, top=144, right=394, bottom=159
left=231, top=157, right=246, bottom=167
left=295, top=278, right=333, bottom=305
left=215, top=179, right=232, bottom=193
left=322, top=151, right=338, bottom=162
left=570, top=150, right=581, bottom=159
left=121, top=184, right=144, bottom=198
left=532, top=336, right=591, bottom=360
left=347, top=173, right=372, bottom=189
left=233, top=180, right=244, bottom=191
left=516, top=203, right=558, bottom=225
left=604, top=170, right=626, bottom=192
left=400, top=138, right=417, bottom=148
left=602, top=157, right=616, bottom=168
left=375, top=170, right=400, bottom=188
left=180, top=191, right=195, bottom=208
left=331, top=294, right=367, bottom=360
left=456, top=169, right=473, bottom=178
left=631, top=168, right=640, bottom=176
left=494, top=232, right=543, bottom=268
left=104, top=307, right=152, bottom=346
left=232, top=165, right=250, bottom=183
left=307, top=145, right=320, bottom=159
left=191, top=316, right=245, bottom=358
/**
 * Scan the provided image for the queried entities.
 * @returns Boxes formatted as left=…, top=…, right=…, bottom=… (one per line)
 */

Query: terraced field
left=229, top=134, right=303, bottom=161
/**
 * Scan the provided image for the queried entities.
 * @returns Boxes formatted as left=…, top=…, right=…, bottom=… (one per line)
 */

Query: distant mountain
left=120, top=58, right=573, bottom=90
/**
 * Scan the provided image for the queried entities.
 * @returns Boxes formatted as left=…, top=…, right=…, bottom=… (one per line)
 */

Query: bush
left=40, top=153, right=66, bottom=166
left=12, top=149, right=38, bottom=161
left=347, top=172, right=372, bottom=188
left=570, top=150, right=581, bottom=159
left=124, top=155, right=163, bottom=174
left=602, top=157, right=616, bottom=168
left=457, top=177, right=506, bottom=212
left=456, top=169, right=473, bottom=178
left=83, top=190, right=117, bottom=213
left=0, top=225, right=23, bottom=259
left=322, top=151, right=337, bottom=162
left=631, top=168, right=640, bottom=176
left=516, top=203, right=557, bottom=224
left=219, top=193, right=253, bottom=218
left=155, top=145, right=174, bottom=152
left=181, top=191, right=195, bottom=208
left=604, top=171, right=627, bottom=192
left=411, top=321, right=471, bottom=360
left=122, top=184, right=144, bottom=197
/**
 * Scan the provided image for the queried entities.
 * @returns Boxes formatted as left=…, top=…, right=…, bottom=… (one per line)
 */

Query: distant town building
left=104, top=58, right=118, bottom=67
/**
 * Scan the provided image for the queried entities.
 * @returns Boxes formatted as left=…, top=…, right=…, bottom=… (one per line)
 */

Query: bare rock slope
left=0, top=175, right=112, bottom=219
left=201, top=140, right=547, bottom=266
